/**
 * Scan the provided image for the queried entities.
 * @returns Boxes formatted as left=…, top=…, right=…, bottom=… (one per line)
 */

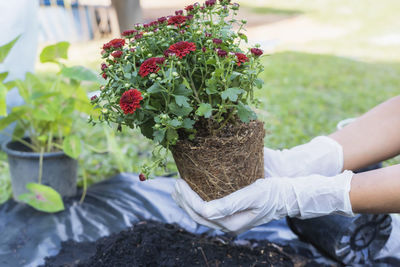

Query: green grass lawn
left=257, top=52, right=400, bottom=148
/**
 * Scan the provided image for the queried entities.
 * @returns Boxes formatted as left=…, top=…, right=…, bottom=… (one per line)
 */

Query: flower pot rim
left=1, top=139, right=66, bottom=159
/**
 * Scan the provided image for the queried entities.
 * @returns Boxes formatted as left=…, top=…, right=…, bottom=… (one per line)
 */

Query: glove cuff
left=286, top=171, right=355, bottom=219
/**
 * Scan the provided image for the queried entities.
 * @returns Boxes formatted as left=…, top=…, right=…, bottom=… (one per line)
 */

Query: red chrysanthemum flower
left=149, top=20, right=159, bottom=27
left=235, top=53, right=249, bottom=66
left=250, top=48, right=263, bottom=57
left=217, top=49, right=227, bottom=57
left=90, top=95, right=98, bottom=101
left=101, top=63, right=108, bottom=71
left=205, top=32, right=212, bottom=38
left=167, top=15, right=187, bottom=26
left=212, top=38, right=222, bottom=45
left=102, top=73, right=107, bottom=79
left=138, top=57, right=165, bottom=77
left=168, top=41, right=196, bottom=59
left=158, top=16, right=167, bottom=23
left=111, top=50, right=123, bottom=58
left=135, top=33, right=143, bottom=40
left=185, top=5, right=194, bottom=11
left=205, top=0, right=216, bottom=7
left=103, top=38, right=125, bottom=50
left=175, top=10, right=183, bottom=15
left=119, top=89, right=143, bottom=114
left=122, top=29, right=137, bottom=36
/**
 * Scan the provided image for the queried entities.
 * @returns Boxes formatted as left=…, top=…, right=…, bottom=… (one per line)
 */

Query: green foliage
left=60, top=66, right=102, bottom=83
left=0, top=42, right=98, bottom=154
left=39, top=41, right=70, bottom=63
left=0, top=159, right=11, bottom=205
left=62, top=135, right=82, bottom=159
left=93, top=2, right=265, bottom=177
left=0, top=42, right=100, bottom=211
left=0, top=36, right=20, bottom=116
left=18, top=183, right=64, bottom=213
left=0, top=35, right=19, bottom=63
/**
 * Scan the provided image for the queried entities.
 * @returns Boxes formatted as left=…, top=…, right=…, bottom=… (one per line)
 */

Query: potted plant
left=92, top=0, right=265, bottom=201
left=0, top=40, right=100, bottom=212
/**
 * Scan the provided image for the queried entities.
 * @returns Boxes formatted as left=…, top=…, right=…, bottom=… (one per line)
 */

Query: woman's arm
left=350, top=164, right=400, bottom=213
left=330, top=95, right=400, bottom=171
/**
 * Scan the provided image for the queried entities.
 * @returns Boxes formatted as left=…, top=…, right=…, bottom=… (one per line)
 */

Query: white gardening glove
left=264, top=136, right=344, bottom=177
left=172, top=171, right=354, bottom=234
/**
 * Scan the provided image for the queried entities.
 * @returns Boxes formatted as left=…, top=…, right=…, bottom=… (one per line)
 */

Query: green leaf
left=221, top=87, right=244, bottom=102
left=196, top=103, right=213, bottom=118
left=183, top=118, right=195, bottom=129
left=168, top=118, right=182, bottom=127
left=0, top=108, right=28, bottom=130
left=173, top=83, right=192, bottom=96
left=206, top=58, right=216, bottom=65
left=238, top=33, right=248, bottom=43
left=147, top=82, right=163, bottom=94
left=168, top=102, right=193, bottom=116
left=214, top=68, right=224, bottom=78
left=0, top=72, right=8, bottom=83
left=166, top=128, right=178, bottom=143
left=237, top=101, right=257, bottom=123
left=12, top=122, right=25, bottom=139
left=18, top=183, right=64, bottom=213
left=182, top=77, right=191, bottom=90
left=40, top=42, right=70, bottom=63
left=60, top=66, right=101, bottom=83
left=32, top=102, right=57, bottom=121
left=174, top=95, right=190, bottom=107
left=230, top=71, right=242, bottom=81
left=254, top=78, right=264, bottom=89
left=62, top=135, right=82, bottom=159
left=0, top=35, right=20, bottom=63
left=206, top=87, right=218, bottom=94
left=153, top=129, right=166, bottom=143
left=0, top=83, right=7, bottom=116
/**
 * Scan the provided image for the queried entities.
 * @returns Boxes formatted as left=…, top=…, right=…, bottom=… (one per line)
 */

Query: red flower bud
left=111, top=50, right=123, bottom=58
left=250, top=48, right=263, bottom=57
left=139, top=173, right=146, bottom=181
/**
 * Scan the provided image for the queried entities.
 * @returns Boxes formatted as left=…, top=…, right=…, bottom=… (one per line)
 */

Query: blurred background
left=1, top=0, right=399, bottom=203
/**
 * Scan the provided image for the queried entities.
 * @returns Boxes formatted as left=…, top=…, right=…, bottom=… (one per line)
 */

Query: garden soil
left=43, top=221, right=324, bottom=267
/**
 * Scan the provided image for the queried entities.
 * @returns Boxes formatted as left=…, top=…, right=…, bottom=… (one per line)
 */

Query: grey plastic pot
left=1, top=139, right=78, bottom=201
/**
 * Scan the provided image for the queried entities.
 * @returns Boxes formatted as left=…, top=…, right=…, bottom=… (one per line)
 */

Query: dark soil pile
left=44, top=221, right=322, bottom=267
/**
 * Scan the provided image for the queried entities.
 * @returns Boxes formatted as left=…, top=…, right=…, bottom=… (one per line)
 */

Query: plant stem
left=79, top=169, right=88, bottom=204
left=38, top=147, right=44, bottom=184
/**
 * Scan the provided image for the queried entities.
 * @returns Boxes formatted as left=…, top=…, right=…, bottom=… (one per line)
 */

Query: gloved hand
left=172, top=171, right=354, bottom=234
left=264, top=136, right=344, bottom=177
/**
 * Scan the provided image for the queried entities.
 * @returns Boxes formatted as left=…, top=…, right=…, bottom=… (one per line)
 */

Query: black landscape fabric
left=0, top=174, right=397, bottom=266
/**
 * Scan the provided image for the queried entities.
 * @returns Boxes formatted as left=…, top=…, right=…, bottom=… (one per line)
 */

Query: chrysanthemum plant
left=91, top=0, right=264, bottom=179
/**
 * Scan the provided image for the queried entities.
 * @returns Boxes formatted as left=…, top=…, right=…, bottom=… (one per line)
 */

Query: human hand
left=264, top=136, right=343, bottom=177
left=172, top=171, right=354, bottom=234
